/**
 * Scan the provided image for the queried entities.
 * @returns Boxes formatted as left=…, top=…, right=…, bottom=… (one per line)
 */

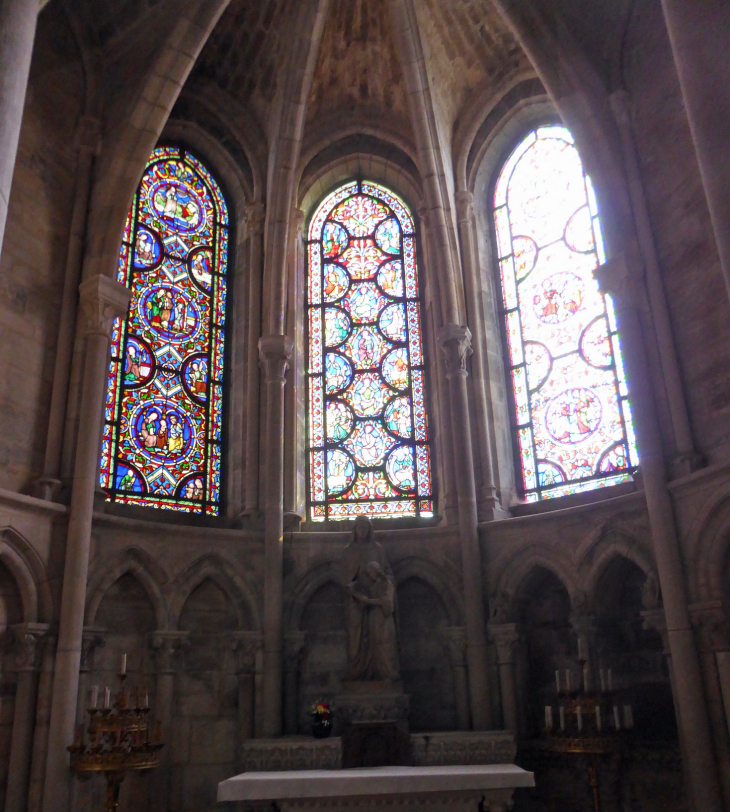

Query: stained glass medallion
left=100, top=145, right=229, bottom=514
left=307, top=181, right=432, bottom=520
left=494, top=126, right=638, bottom=501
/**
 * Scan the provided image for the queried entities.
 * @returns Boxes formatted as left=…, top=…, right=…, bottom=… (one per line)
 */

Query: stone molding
left=269, top=789, right=517, bottom=812
left=232, top=630, right=263, bottom=673
left=150, top=630, right=190, bottom=674
left=240, top=736, right=342, bottom=772
left=10, top=623, right=49, bottom=672
left=259, top=334, right=294, bottom=382
left=488, top=623, right=520, bottom=665
left=410, top=731, right=516, bottom=766
left=438, top=324, right=472, bottom=378
left=78, top=275, right=132, bottom=337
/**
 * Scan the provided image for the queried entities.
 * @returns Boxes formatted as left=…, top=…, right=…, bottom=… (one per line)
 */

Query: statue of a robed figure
left=340, top=516, right=400, bottom=682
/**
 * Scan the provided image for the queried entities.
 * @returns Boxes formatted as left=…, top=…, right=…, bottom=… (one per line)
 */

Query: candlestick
left=545, top=706, right=553, bottom=730
left=613, top=705, right=620, bottom=730
left=91, top=685, right=99, bottom=709
left=559, top=706, right=565, bottom=731
left=624, top=705, right=634, bottom=729
left=576, top=706, right=583, bottom=731
left=104, top=687, right=111, bottom=709
left=555, top=670, right=560, bottom=693
left=595, top=705, right=602, bottom=731
left=120, top=653, right=127, bottom=675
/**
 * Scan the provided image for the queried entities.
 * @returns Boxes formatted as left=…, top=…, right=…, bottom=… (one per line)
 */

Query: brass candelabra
left=68, top=669, right=164, bottom=812
left=544, top=661, right=633, bottom=812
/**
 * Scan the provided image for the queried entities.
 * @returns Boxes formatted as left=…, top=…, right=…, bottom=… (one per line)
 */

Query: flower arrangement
left=309, top=700, right=333, bottom=738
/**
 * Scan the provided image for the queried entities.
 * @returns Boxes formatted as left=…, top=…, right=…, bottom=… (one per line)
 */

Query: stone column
left=5, top=624, right=48, bottom=812
left=642, top=606, right=685, bottom=741
left=596, top=254, right=722, bottom=812
left=75, top=628, right=105, bottom=725
left=283, top=631, right=306, bottom=735
left=660, top=0, right=730, bottom=301
left=259, top=334, right=293, bottom=736
left=232, top=632, right=262, bottom=752
left=243, top=203, right=265, bottom=518
left=438, top=324, right=491, bottom=730
left=27, top=632, right=55, bottom=812
left=0, top=0, right=42, bottom=260
left=150, top=631, right=188, bottom=812
left=489, top=623, right=520, bottom=732
left=437, top=626, right=470, bottom=730
left=42, top=275, right=131, bottom=812
left=455, top=191, right=501, bottom=520
left=690, top=604, right=730, bottom=809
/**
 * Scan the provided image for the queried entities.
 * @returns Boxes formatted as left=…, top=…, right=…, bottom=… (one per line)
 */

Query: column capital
left=259, top=334, right=293, bottom=382
left=80, top=627, right=106, bottom=673
left=437, top=625, right=467, bottom=666
left=438, top=324, right=472, bottom=377
left=78, top=275, right=132, bottom=337
left=150, top=631, right=189, bottom=674
left=292, top=207, right=305, bottom=238
left=488, top=622, right=520, bottom=665
left=593, top=251, right=643, bottom=312
left=244, top=202, right=266, bottom=238
left=283, top=631, right=307, bottom=671
left=231, top=631, right=263, bottom=673
left=690, top=601, right=730, bottom=653
left=11, top=623, right=50, bottom=672
left=455, top=191, right=475, bottom=224
left=417, top=199, right=430, bottom=225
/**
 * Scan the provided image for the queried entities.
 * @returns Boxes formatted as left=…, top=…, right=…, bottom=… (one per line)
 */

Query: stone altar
left=218, top=764, right=534, bottom=811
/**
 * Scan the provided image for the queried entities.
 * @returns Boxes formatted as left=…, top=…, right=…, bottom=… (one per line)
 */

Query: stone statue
left=340, top=516, right=400, bottom=682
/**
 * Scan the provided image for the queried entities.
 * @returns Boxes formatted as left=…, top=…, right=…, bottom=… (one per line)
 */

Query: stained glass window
left=307, top=181, right=433, bottom=521
left=100, top=145, right=229, bottom=515
left=494, top=126, right=638, bottom=502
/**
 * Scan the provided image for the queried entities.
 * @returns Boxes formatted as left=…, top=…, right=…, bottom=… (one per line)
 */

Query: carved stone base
left=411, top=731, right=516, bottom=766
left=335, top=682, right=410, bottom=726
left=239, top=736, right=342, bottom=772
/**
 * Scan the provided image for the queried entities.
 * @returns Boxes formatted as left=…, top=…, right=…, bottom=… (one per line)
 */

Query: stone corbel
left=150, top=631, right=190, bottom=674
left=80, top=627, right=106, bottom=673
left=689, top=601, right=730, bottom=654
left=10, top=624, right=49, bottom=673
left=489, top=623, right=520, bottom=666
left=455, top=191, right=475, bottom=226
left=78, top=275, right=132, bottom=338
left=232, top=631, right=263, bottom=675
left=259, top=334, right=293, bottom=382
left=593, top=248, right=646, bottom=314
left=292, top=208, right=305, bottom=240
left=243, top=202, right=265, bottom=240
left=438, top=324, right=472, bottom=378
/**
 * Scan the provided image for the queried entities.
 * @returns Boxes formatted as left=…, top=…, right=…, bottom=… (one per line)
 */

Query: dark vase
left=311, top=718, right=332, bottom=739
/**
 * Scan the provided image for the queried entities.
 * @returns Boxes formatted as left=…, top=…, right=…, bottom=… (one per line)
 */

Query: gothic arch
left=285, top=558, right=342, bottom=632
left=686, top=483, right=730, bottom=601
left=577, top=529, right=655, bottom=600
left=0, top=527, right=52, bottom=623
left=86, top=548, right=169, bottom=630
left=169, top=554, right=260, bottom=631
left=391, top=556, right=464, bottom=626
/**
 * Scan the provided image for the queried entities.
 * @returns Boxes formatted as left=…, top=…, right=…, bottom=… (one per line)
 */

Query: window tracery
left=307, top=181, right=433, bottom=521
left=100, top=146, right=229, bottom=514
left=493, top=126, right=638, bottom=501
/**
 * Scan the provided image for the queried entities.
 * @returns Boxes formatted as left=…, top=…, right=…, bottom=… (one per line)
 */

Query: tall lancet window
left=307, top=181, right=433, bottom=521
left=494, top=126, right=638, bottom=501
left=100, top=146, right=229, bottom=515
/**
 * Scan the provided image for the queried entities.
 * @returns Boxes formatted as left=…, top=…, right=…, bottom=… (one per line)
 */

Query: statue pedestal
left=335, top=681, right=410, bottom=767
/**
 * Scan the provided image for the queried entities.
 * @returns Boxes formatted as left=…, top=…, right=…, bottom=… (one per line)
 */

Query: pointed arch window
left=100, top=145, right=229, bottom=515
left=493, top=126, right=638, bottom=501
left=307, top=181, right=433, bottom=521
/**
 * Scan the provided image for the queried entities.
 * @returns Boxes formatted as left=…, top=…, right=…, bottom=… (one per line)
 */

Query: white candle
left=599, top=669, right=606, bottom=692
left=545, top=706, right=553, bottom=730
left=565, top=670, right=572, bottom=692
left=120, top=653, right=127, bottom=675
left=613, top=705, right=620, bottom=729
left=559, top=706, right=565, bottom=730
left=576, top=706, right=583, bottom=731
left=104, top=687, right=111, bottom=709
left=555, top=670, right=561, bottom=693
left=91, top=685, right=99, bottom=709
left=143, top=689, right=149, bottom=709
left=595, top=705, right=602, bottom=731
left=624, top=705, right=634, bottom=729
left=608, top=668, right=613, bottom=691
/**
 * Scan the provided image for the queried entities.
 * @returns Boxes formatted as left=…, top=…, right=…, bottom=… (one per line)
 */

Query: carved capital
left=11, top=623, right=50, bottom=672
left=437, top=625, right=467, bottom=667
left=641, top=571, right=662, bottom=610
left=690, top=602, right=730, bottom=652
left=150, top=631, right=189, bottom=674
left=259, top=334, right=293, bottom=382
left=283, top=631, right=307, bottom=671
left=80, top=628, right=106, bottom=672
left=593, top=251, right=643, bottom=312
left=78, top=275, right=132, bottom=337
left=244, top=202, right=265, bottom=238
left=488, top=591, right=513, bottom=625
left=231, top=631, right=263, bottom=673
left=489, top=623, right=520, bottom=665
left=455, top=191, right=475, bottom=225
left=292, top=208, right=305, bottom=239
left=417, top=200, right=430, bottom=225
left=438, top=324, right=472, bottom=378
